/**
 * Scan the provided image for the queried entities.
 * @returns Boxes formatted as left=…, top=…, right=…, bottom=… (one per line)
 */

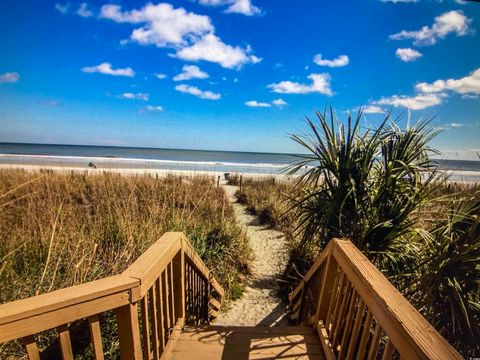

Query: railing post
left=314, top=243, right=339, bottom=324
left=115, top=303, right=142, bottom=359
left=173, top=244, right=185, bottom=323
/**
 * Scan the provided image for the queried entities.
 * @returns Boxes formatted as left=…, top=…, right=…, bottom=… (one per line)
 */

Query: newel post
left=314, top=242, right=339, bottom=324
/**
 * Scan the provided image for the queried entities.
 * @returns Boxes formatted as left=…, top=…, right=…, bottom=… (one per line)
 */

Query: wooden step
left=169, top=325, right=326, bottom=359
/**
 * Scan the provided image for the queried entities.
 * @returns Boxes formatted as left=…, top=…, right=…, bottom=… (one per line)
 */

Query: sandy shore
left=0, top=163, right=290, bottom=180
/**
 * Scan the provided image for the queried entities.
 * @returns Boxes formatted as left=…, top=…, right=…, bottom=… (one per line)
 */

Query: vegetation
left=234, top=109, right=480, bottom=356
left=0, top=170, right=251, bottom=358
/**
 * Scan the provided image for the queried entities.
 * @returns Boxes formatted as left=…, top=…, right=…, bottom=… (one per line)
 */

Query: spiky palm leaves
left=287, top=108, right=440, bottom=278
left=415, top=193, right=480, bottom=355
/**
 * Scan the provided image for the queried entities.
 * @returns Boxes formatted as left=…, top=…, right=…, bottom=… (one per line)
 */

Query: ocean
left=0, top=143, right=479, bottom=182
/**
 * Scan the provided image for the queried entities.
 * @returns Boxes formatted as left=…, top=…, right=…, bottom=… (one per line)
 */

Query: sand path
left=214, top=183, right=288, bottom=326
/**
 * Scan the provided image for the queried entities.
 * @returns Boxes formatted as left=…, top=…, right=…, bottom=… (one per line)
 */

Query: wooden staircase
left=0, top=232, right=463, bottom=359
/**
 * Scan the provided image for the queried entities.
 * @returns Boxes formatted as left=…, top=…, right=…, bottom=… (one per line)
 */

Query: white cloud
left=175, top=84, right=221, bottom=100
left=395, top=48, right=422, bottom=62
left=362, top=105, right=384, bottom=114
left=77, top=3, right=93, bottom=17
left=313, top=54, right=349, bottom=67
left=390, top=10, right=472, bottom=46
left=198, top=0, right=261, bottom=16
left=99, top=3, right=260, bottom=69
left=82, top=62, right=135, bottom=77
left=415, top=68, right=480, bottom=95
left=143, top=105, right=164, bottom=112
left=174, top=33, right=260, bottom=69
left=272, top=98, right=287, bottom=106
left=55, top=3, right=70, bottom=13
left=0, top=72, right=20, bottom=83
left=173, top=65, right=209, bottom=81
left=154, top=73, right=167, bottom=79
left=245, top=100, right=271, bottom=107
left=100, top=3, right=213, bottom=47
left=268, top=73, right=333, bottom=96
left=373, top=93, right=443, bottom=110
left=450, top=123, right=464, bottom=127
left=120, top=92, right=149, bottom=101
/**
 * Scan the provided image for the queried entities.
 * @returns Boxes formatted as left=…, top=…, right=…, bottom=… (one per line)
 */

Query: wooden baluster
left=88, top=315, right=104, bottom=360
left=356, top=310, right=373, bottom=360
left=149, top=284, right=160, bottom=360
left=315, top=246, right=339, bottom=326
left=156, top=277, right=165, bottom=351
left=22, top=335, right=40, bottom=360
left=367, top=323, right=383, bottom=360
left=327, top=272, right=345, bottom=333
left=115, top=303, right=142, bottom=360
left=338, top=290, right=358, bottom=360
left=162, top=270, right=171, bottom=343
left=345, top=299, right=365, bottom=360
left=140, top=297, right=151, bottom=360
left=381, top=339, right=394, bottom=360
left=330, top=280, right=351, bottom=346
left=325, top=271, right=342, bottom=329
left=332, top=284, right=353, bottom=349
left=168, top=262, right=175, bottom=326
left=57, top=324, right=74, bottom=360
left=173, top=249, right=185, bottom=323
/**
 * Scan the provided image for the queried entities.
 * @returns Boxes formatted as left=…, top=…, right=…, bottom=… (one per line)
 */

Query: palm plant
left=415, top=192, right=480, bottom=355
left=287, top=108, right=441, bottom=279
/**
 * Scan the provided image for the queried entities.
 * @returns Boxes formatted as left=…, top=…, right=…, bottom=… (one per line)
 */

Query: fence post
left=217, top=176, right=220, bottom=188
left=314, top=245, right=339, bottom=324
left=239, top=175, right=243, bottom=193
left=115, top=303, right=142, bottom=359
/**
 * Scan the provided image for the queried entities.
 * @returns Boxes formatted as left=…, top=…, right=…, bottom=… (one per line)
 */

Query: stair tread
left=169, top=325, right=326, bottom=360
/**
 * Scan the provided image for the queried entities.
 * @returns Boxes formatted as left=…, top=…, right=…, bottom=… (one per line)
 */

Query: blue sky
left=0, top=0, right=479, bottom=159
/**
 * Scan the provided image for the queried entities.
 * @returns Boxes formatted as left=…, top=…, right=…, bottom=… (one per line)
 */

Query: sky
left=0, top=0, right=479, bottom=159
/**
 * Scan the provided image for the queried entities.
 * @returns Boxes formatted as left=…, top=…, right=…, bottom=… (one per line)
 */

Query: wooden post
left=22, top=335, right=40, bottom=360
left=217, top=176, right=220, bottom=188
left=239, top=175, right=243, bottom=193
left=115, top=303, right=142, bottom=359
left=57, top=324, right=74, bottom=360
left=314, top=247, right=339, bottom=324
left=88, top=315, right=105, bottom=360
left=173, top=248, right=185, bottom=324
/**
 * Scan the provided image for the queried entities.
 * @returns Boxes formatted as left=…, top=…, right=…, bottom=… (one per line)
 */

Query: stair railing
left=288, top=238, right=462, bottom=360
left=0, top=232, right=224, bottom=360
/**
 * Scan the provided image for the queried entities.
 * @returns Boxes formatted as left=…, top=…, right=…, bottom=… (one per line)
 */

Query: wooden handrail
left=289, top=238, right=462, bottom=360
left=0, top=232, right=224, bottom=359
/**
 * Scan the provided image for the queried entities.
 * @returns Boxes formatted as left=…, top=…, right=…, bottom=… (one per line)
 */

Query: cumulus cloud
left=55, top=3, right=70, bottom=13
left=173, top=65, right=209, bottom=81
left=175, top=84, right=221, bottom=100
left=268, top=73, right=333, bottom=96
left=395, top=48, right=422, bottom=62
left=77, top=3, right=93, bottom=17
left=173, top=33, right=261, bottom=69
left=373, top=93, right=443, bottom=110
left=362, top=105, right=385, bottom=114
left=415, top=68, right=480, bottom=95
left=154, top=73, right=167, bottom=79
left=198, top=0, right=261, bottom=16
left=99, top=3, right=260, bottom=69
left=82, top=62, right=135, bottom=77
left=100, top=3, right=213, bottom=47
left=313, top=54, right=349, bottom=67
left=390, top=10, right=472, bottom=46
left=0, top=72, right=20, bottom=83
left=120, top=92, right=149, bottom=101
left=143, top=105, right=164, bottom=113
left=272, top=98, right=287, bottom=106
left=245, top=100, right=271, bottom=107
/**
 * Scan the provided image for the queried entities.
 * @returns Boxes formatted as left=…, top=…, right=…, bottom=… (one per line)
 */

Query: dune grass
left=0, top=169, right=252, bottom=358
